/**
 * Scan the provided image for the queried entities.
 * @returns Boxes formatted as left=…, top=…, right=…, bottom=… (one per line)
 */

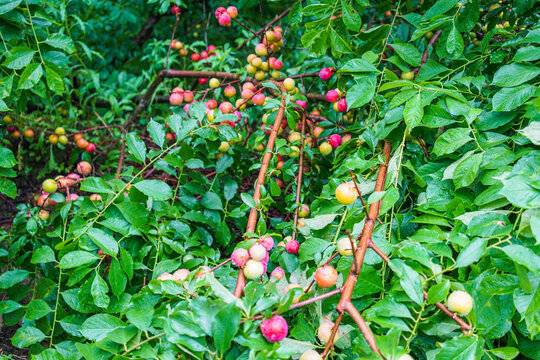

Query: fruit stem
left=291, top=113, right=306, bottom=243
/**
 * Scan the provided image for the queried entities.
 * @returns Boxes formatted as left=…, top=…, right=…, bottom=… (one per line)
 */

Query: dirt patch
left=0, top=324, right=27, bottom=359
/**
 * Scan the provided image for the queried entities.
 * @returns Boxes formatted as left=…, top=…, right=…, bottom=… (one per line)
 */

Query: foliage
left=1, top=0, right=540, bottom=359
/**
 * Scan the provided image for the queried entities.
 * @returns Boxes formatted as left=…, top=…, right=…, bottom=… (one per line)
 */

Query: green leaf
left=422, top=0, right=460, bottom=20
left=59, top=251, right=99, bottom=269
left=488, top=347, right=520, bottom=359
left=0, top=178, right=17, bottom=199
left=427, top=280, right=450, bottom=304
left=148, top=120, right=166, bottom=148
left=17, top=63, right=43, bottom=90
left=446, top=25, right=464, bottom=55
left=492, top=85, right=538, bottom=111
left=453, top=152, right=483, bottom=188
left=492, top=63, right=540, bottom=87
left=404, top=93, right=424, bottom=129
left=501, top=245, right=540, bottom=275
left=44, top=34, right=75, bottom=54
left=31, top=246, right=56, bottom=264
left=26, top=299, right=51, bottom=320
left=45, top=65, right=64, bottom=95
left=202, top=191, right=223, bottom=210
left=455, top=238, right=487, bottom=268
left=346, top=75, right=377, bottom=109
left=91, top=273, right=109, bottom=308
left=341, top=0, right=361, bottom=31
left=340, top=59, right=379, bottom=73
left=0, top=269, right=29, bottom=289
left=434, top=335, right=483, bottom=360
left=87, top=227, right=118, bottom=256
left=389, top=259, right=423, bottom=305
left=517, top=121, right=540, bottom=145
left=80, top=177, right=114, bottom=194
left=512, top=46, right=540, bottom=62
left=2, top=47, right=35, bottom=70
left=241, top=193, right=256, bottom=209
left=11, top=326, right=46, bottom=348
left=0, top=0, right=22, bottom=15
left=330, top=28, right=352, bottom=55
left=133, top=180, right=172, bottom=200
left=216, top=154, right=234, bottom=173
left=432, top=128, right=472, bottom=156
left=0, top=147, right=16, bottom=168
left=79, top=314, right=126, bottom=341
left=126, top=132, right=147, bottom=163
left=109, top=259, right=127, bottom=297
left=392, top=43, right=421, bottom=67
left=212, top=303, right=241, bottom=355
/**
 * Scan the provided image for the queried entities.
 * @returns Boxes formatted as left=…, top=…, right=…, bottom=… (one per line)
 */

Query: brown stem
left=291, top=113, right=306, bottom=242
left=234, top=82, right=287, bottom=297
left=346, top=302, right=385, bottom=358
left=134, top=13, right=165, bottom=45
left=349, top=170, right=383, bottom=225
left=164, top=13, right=182, bottom=71
left=416, top=137, right=430, bottom=159
left=322, top=141, right=392, bottom=360
left=210, top=258, right=231, bottom=272
left=414, top=30, right=442, bottom=74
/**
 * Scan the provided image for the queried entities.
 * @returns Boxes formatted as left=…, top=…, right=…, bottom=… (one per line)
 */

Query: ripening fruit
left=285, top=239, right=300, bottom=254
left=260, top=61, right=269, bottom=71
left=157, top=272, right=175, bottom=281
left=337, top=98, right=347, bottom=112
left=270, top=266, right=285, bottom=280
left=254, top=70, right=266, bottom=81
left=253, top=93, right=265, bottom=106
left=218, top=141, right=230, bottom=153
left=300, top=350, right=323, bottom=360
left=38, top=209, right=49, bottom=220
left=215, top=6, right=226, bottom=18
left=288, top=132, right=302, bottom=143
left=86, top=143, right=96, bottom=153
left=260, top=315, right=288, bottom=343
left=298, top=204, right=309, bottom=218
left=315, top=266, right=338, bottom=288
left=398, top=355, right=415, bottom=360
left=425, top=31, right=434, bottom=40
left=290, top=145, right=300, bottom=157
left=184, top=91, right=194, bottom=103
left=169, top=92, right=183, bottom=105
left=172, top=269, right=190, bottom=281
left=313, top=126, right=324, bottom=138
left=42, top=179, right=57, bottom=194
left=255, top=43, right=268, bottom=56
left=326, top=90, right=339, bottom=102
left=319, top=68, right=332, bottom=81
left=283, top=78, right=295, bottom=92
left=318, top=321, right=339, bottom=344
left=3, top=115, right=13, bottom=124
left=337, top=237, right=354, bottom=256
left=447, top=290, right=473, bottom=316
left=224, top=86, right=236, bottom=98
left=58, top=135, right=68, bottom=145
left=218, top=13, right=231, bottom=26
left=219, top=102, right=233, bottom=114
left=171, top=5, right=180, bottom=14
left=231, top=248, right=250, bottom=267
left=402, top=71, right=415, bottom=80
left=335, top=182, right=358, bottom=205
left=244, top=260, right=264, bottom=279
left=76, top=138, right=88, bottom=149
left=49, top=134, right=58, bottom=144
left=226, top=6, right=238, bottom=18
left=272, top=60, right=283, bottom=70
left=89, top=194, right=102, bottom=201
left=55, top=127, right=65, bottom=135
left=249, top=243, right=267, bottom=261
left=209, top=78, right=220, bottom=88
left=342, top=134, right=351, bottom=143
left=23, top=129, right=34, bottom=138
left=259, top=236, right=274, bottom=251
left=77, top=161, right=92, bottom=176
left=329, top=134, right=342, bottom=148
left=384, top=10, right=392, bottom=17
left=319, top=142, right=332, bottom=155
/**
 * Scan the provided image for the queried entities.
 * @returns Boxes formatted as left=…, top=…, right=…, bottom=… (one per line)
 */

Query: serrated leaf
left=148, top=120, right=166, bottom=148
left=404, top=93, right=424, bottom=129
left=126, top=132, right=147, bottom=163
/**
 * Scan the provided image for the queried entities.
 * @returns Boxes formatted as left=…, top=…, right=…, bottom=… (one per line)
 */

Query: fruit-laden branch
left=366, top=238, right=473, bottom=333
left=116, top=69, right=326, bottom=175
left=233, top=83, right=287, bottom=297
left=321, top=141, right=392, bottom=359
left=235, top=0, right=303, bottom=50
left=291, top=113, right=306, bottom=242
